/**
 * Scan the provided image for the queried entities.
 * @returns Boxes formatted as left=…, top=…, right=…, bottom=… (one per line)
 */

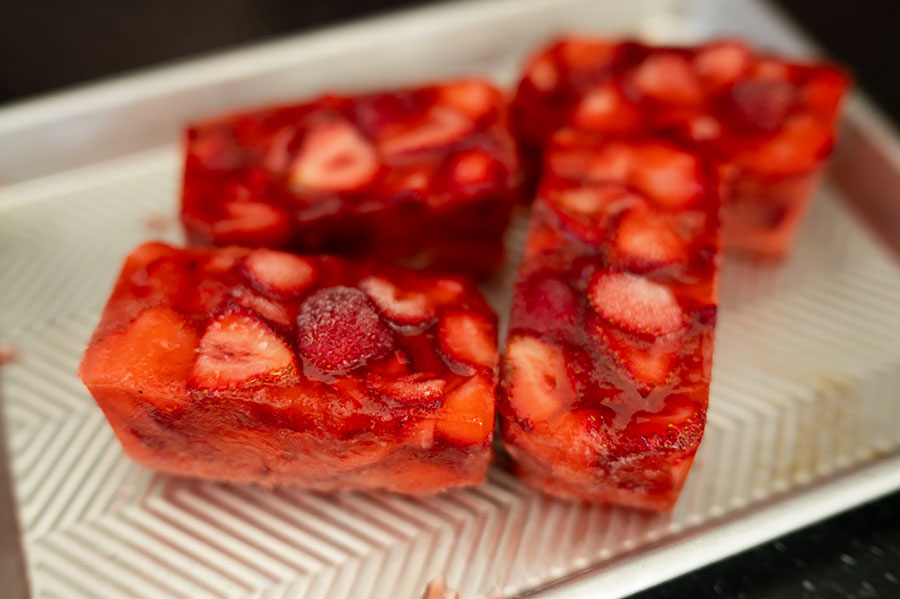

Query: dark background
left=2, top=1, right=899, bottom=598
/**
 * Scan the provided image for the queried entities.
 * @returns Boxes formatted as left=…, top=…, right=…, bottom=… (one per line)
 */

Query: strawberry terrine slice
left=79, top=242, right=498, bottom=494
left=181, top=79, right=521, bottom=277
left=511, top=37, right=848, bottom=257
left=499, top=130, right=721, bottom=511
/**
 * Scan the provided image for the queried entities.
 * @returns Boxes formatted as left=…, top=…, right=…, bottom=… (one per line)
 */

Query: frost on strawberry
left=500, top=133, right=720, bottom=511
left=181, top=79, right=521, bottom=277
left=79, top=243, right=499, bottom=494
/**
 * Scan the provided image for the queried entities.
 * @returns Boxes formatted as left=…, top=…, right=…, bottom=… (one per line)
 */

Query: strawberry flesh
left=242, top=248, right=317, bottom=298
left=190, top=309, right=296, bottom=389
left=289, top=118, right=380, bottom=192
left=589, top=271, right=684, bottom=337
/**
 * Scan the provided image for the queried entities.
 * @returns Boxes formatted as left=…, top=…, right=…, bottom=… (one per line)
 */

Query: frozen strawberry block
left=79, top=242, right=498, bottom=494
left=499, top=130, right=720, bottom=511
left=181, top=79, right=521, bottom=277
left=511, top=38, right=848, bottom=257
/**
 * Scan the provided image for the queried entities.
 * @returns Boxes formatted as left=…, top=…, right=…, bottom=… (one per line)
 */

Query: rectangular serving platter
left=3, top=0, right=900, bottom=597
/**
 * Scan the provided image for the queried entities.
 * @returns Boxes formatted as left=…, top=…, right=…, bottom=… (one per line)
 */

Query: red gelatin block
left=79, top=242, right=498, bottom=494
left=511, top=38, right=848, bottom=257
left=499, top=131, right=721, bottom=511
left=182, top=80, right=522, bottom=278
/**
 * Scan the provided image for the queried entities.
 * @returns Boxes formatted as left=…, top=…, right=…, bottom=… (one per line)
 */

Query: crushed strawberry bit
left=79, top=242, right=498, bottom=494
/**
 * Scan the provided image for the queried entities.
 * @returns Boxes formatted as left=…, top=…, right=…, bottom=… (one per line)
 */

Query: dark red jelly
left=181, top=80, right=522, bottom=277
left=79, top=242, right=498, bottom=494
left=511, top=38, right=848, bottom=257
left=499, top=130, right=721, bottom=511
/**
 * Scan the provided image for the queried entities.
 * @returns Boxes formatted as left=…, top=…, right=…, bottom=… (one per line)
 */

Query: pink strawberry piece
left=500, top=132, right=720, bottom=511
left=242, top=248, right=317, bottom=298
left=377, top=107, right=472, bottom=157
left=510, top=36, right=847, bottom=258
left=289, top=118, right=380, bottom=192
left=209, top=200, right=292, bottom=247
left=589, top=271, right=684, bottom=337
left=359, top=275, right=434, bottom=326
left=190, top=309, right=297, bottom=389
left=600, top=328, right=679, bottom=388
left=728, top=77, right=797, bottom=132
left=503, top=335, right=574, bottom=426
left=366, top=373, right=445, bottom=409
left=296, top=286, right=395, bottom=377
left=631, top=53, right=703, bottom=105
left=181, top=79, right=520, bottom=277
left=693, top=41, right=751, bottom=89
left=629, top=142, right=703, bottom=209
left=615, top=208, right=688, bottom=269
left=79, top=243, right=498, bottom=494
left=437, top=310, right=498, bottom=371
left=438, top=79, right=497, bottom=120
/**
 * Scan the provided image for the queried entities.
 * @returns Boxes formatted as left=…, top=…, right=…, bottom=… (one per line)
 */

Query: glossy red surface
left=499, top=131, right=721, bottom=511
left=79, top=242, right=498, bottom=494
left=511, top=38, right=848, bottom=257
left=181, top=80, right=522, bottom=277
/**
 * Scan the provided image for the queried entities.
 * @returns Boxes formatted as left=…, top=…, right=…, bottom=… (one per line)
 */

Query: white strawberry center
left=290, top=119, right=380, bottom=192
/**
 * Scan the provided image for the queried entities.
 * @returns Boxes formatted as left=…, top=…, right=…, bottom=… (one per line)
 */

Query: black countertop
left=2, top=1, right=899, bottom=598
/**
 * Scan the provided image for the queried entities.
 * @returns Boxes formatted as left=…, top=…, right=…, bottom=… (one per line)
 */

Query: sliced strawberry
left=570, top=83, right=643, bottom=133
left=443, top=148, right=504, bottom=198
left=693, top=41, right=751, bottom=89
left=558, top=38, right=617, bottom=73
left=377, top=107, right=471, bottom=157
left=289, top=119, right=380, bottom=192
left=242, top=248, right=317, bottom=298
left=514, top=274, right=578, bottom=334
left=79, top=306, right=198, bottom=409
left=736, top=113, right=832, bottom=174
left=547, top=182, right=641, bottom=245
left=124, top=242, right=180, bottom=273
left=366, top=373, right=445, bottom=409
left=189, top=309, right=296, bottom=389
left=503, top=335, right=575, bottom=425
left=631, top=53, right=703, bottom=106
left=629, top=142, right=703, bottom=209
left=358, top=275, right=434, bottom=326
left=296, top=286, right=395, bottom=376
left=229, top=287, right=292, bottom=328
left=211, top=200, right=292, bottom=247
left=589, top=271, right=684, bottom=337
left=727, top=77, right=797, bottom=132
left=526, top=53, right=559, bottom=92
left=438, top=80, right=497, bottom=120
left=585, top=142, right=636, bottom=182
left=433, top=374, right=495, bottom=446
left=600, top=328, right=680, bottom=389
left=615, top=208, right=688, bottom=269
left=206, top=247, right=251, bottom=273
left=623, top=394, right=704, bottom=452
left=438, top=310, right=498, bottom=371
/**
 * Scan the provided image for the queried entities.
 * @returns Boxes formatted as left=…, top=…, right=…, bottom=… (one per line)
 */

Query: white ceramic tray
left=3, top=0, right=900, bottom=597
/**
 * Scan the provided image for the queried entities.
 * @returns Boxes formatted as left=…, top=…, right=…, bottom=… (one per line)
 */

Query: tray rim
left=3, top=1, right=900, bottom=598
